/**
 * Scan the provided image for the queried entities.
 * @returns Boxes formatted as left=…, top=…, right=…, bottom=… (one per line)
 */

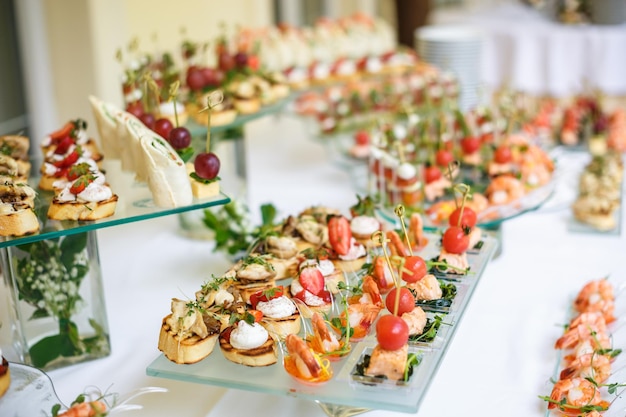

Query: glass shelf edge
left=0, top=192, right=230, bottom=249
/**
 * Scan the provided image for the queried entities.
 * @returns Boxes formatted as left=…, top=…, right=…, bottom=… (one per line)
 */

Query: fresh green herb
left=241, top=254, right=274, bottom=271
left=202, top=201, right=278, bottom=258
left=190, top=172, right=220, bottom=184
left=408, top=315, right=448, bottom=343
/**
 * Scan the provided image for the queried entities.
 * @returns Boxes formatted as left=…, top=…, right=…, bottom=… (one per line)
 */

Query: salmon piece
left=365, top=344, right=408, bottom=381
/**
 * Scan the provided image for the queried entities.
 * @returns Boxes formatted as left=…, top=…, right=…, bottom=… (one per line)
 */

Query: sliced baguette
left=47, top=195, right=118, bottom=221
left=158, top=315, right=219, bottom=364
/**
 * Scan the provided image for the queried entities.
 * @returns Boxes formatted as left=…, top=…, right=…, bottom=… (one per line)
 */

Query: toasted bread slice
left=158, top=315, right=219, bottom=364
left=47, top=195, right=118, bottom=221
left=0, top=203, right=39, bottom=237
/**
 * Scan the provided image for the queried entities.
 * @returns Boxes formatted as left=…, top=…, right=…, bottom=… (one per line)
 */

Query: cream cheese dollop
left=257, top=296, right=296, bottom=319
left=350, top=215, right=380, bottom=237
left=229, top=321, right=268, bottom=350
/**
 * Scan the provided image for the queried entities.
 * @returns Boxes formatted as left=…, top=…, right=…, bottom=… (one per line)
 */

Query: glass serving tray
left=146, top=232, right=498, bottom=414
left=0, top=160, right=230, bottom=249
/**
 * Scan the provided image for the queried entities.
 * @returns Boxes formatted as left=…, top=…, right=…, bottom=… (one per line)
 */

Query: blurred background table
left=432, top=2, right=626, bottom=97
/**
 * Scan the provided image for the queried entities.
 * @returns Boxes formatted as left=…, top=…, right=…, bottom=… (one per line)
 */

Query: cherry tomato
left=493, top=145, right=513, bottom=164
left=385, top=287, right=415, bottom=316
left=354, top=130, right=370, bottom=146
left=460, top=136, right=480, bottom=155
left=424, top=165, right=442, bottom=184
left=435, top=149, right=454, bottom=167
left=442, top=226, right=469, bottom=254
left=448, top=206, right=477, bottom=229
left=401, top=256, right=427, bottom=283
left=376, top=315, right=409, bottom=351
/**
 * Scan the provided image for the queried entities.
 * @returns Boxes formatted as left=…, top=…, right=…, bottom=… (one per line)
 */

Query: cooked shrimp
left=560, top=352, right=611, bottom=384
left=285, top=333, right=322, bottom=379
left=341, top=302, right=382, bottom=340
left=563, top=332, right=613, bottom=364
left=372, top=256, right=394, bottom=294
left=310, top=312, right=341, bottom=353
left=574, top=279, right=616, bottom=324
left=402, top=306, right=427, bottom=336
left=520, top=160, right=552, bottom=188
left=485, top=175, right=525, bottom=205
left=408, top=212, right=428, bottom=249
left=352, top=275, right=383, bottom=306
left=548, top=377, right=609, bottom=415
left=464, top=192, right=488, bottom=214
left=555, top=312, right=608, bottom=350
left=425, top=200, right=456, bottom=225
left=386, top=230, right=410, bottom=257
left=406, top=274, right=442, bottom=301
left=57, top=401, right=107, bottom=417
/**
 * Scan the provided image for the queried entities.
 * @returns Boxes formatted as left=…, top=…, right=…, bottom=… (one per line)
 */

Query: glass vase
left=0, top=231, right=111, bottom=371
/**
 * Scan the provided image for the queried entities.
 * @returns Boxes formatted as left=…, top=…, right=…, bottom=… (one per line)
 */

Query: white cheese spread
left=229, top=321, right=268, bottom=350
left=257, top=296, right=296, bottom=319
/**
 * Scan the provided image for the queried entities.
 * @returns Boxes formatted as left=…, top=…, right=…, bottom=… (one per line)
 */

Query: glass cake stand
left=147, top=232, right=499, bottom=416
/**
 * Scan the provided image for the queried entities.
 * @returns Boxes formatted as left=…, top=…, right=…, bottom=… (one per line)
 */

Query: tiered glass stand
left=147, top=232, right=498, bottom=417
left=0, top=162, right=230, bottom=370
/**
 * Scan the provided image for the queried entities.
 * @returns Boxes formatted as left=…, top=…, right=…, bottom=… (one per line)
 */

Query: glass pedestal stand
left=0, top=231, right=111, bottom=371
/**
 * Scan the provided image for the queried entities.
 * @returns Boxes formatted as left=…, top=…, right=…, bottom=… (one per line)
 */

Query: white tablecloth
left=7, top=114, right=626, bottom=417
left=432, top=3, right=626, bottom=97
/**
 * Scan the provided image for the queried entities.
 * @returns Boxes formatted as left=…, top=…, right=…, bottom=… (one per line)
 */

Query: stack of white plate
left=415, top=25, right=484, bottom=111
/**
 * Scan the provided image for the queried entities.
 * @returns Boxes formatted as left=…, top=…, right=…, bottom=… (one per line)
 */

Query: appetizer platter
left=541, top=277, right=626, bottom=416
left=569, top=149, right=624, bottom=235
left=147, top=203, right=498, bottom=415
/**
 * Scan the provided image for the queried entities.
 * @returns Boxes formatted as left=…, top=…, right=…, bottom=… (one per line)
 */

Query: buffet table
left=433, top=2, right=626, bottom=97
left=37, top=114, right=626, bottom=417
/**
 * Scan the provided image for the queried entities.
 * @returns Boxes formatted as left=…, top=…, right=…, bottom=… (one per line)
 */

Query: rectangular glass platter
left=146, top=233, right=498, bottom=414
left=0, top=159, right=230, bottom=248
